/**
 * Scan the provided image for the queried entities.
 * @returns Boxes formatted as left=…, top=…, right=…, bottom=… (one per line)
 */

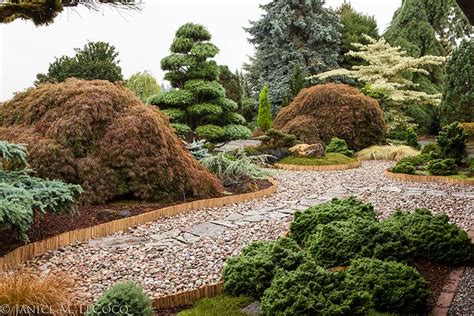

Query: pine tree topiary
left=256, top=85, right=272, bottom=132
left=439, top=40, right=474, bottom=125
left=246, top=0, right=340, bottom=108
left=151, top=23, right=250, bottom=141
left=0, top=140, right=83, bottom=241
left=337, top=2, right=379, bottom=69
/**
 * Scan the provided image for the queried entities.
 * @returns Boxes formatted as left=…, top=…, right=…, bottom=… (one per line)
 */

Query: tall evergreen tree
left=337, top=2, right=379, bottom=69
left=150, top=23, right=250, bottom=141
left=384, top=0, right=444, bottom=94
left=246, top=0, right=341, bottom=109
left=218, top=65, right=242, bottom=107
left=439, top=40, right=474, bottom=125
left=257, top=85, right=273, bottom=132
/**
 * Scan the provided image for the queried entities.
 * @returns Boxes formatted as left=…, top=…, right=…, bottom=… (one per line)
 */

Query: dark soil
left=0, top=179, right=272, bottom=257
left=412, top=259, right=452, bottom=309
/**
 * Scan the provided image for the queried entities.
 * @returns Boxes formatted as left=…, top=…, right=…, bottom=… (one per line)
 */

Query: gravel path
left=24, top=161, right=474, bottom=303
left=449, top=267, right=474, bottom=315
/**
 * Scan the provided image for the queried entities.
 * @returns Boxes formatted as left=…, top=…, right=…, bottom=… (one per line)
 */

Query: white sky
left=0, top=0, right=401, bottom=101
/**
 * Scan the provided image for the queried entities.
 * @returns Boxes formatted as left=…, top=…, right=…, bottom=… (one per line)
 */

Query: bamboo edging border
left=152, top=281, right=224, bottom=310
left=385, top=170, right=474, bottom=185
left=274, top=160, right=361, bottom=171
left=0, top=179, right=278, bottom=273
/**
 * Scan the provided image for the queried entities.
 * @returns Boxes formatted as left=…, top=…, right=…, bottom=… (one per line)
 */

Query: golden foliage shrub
left=0, top=79, right=222, bottom=204
left=273, top=83, right=386, bottom=150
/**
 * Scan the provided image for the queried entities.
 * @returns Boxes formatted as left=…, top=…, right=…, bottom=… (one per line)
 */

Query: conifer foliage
left=337, top=2, right=379, bottom=69
left=246, top=0, right=340, bottom=108
left=0, top=140, right=83, bottom=241
left=439, top=40, right=474, bottom=125
left=256, top=85, right=273, bottom=132
left=150, top=23, right=250, bottom=142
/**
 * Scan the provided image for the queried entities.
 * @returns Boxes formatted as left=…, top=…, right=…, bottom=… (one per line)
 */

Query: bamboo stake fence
left=274, top=160, right=361, bottom=171
left=0, top=179, right=278, bottom=273
left=384, top=170, right=474, bottom=185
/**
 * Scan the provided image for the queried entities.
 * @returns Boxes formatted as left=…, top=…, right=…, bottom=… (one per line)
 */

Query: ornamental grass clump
left=0, top=269, right=75, bottom=315
left=290, top=197, right=376, bottom=246
left=356, top=145, right=420, bottom=161
left=222, top=237, right=305, bottom=299
left=0, top=79, right=222, bottom=205
left=201, top=149, right=272, bottom=180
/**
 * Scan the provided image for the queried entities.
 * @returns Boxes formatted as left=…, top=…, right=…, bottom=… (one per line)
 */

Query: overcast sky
left=0, top=0, right=401, bottom=101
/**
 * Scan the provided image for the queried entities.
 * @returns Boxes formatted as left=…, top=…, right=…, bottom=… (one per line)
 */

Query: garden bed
left=0, top=179, right=275, bottom=268
left=275, top=153, right=360, bottom=171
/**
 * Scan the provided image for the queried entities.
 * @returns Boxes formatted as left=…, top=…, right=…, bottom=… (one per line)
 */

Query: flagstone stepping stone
left=88, top=236, right=147, bottom=249
left=379, top=186, right=402, bottom=193
left=186, top=222, right=227, bottom=237
left=241, top=214, right=268, bottom=222
left=174, top=232, right=201, bottom=244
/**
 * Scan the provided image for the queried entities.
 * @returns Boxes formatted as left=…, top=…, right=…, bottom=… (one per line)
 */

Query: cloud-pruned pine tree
left=439, top=40, right=474, bottom=125
left=151, top=23, right=250, bottom=142
left=246, top=0, right=341, bottom=110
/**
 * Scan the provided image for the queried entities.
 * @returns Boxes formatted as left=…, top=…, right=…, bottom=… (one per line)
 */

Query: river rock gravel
left=22, top=161, right=474, bottom=304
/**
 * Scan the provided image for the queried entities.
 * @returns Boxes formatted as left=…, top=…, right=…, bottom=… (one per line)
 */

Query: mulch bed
left=0, top=179, right=272, bottom=257
left=412, top=259, right=453, bottom=310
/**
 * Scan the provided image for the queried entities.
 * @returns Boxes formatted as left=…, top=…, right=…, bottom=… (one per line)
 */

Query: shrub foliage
left=223, top=237, right=305, bottom=299
left=273, top=84, right=386, bottom=150
left=0, top=140, right=82, bottom=241
left=0, top=79, right=222, bottom=205
left=345, top=258, right=429, bottom=314
left=384, top=209, right=473, bottom=264
left=290, top=197, right=376, bottom=246
left=87, top=281, right=153, bottom=316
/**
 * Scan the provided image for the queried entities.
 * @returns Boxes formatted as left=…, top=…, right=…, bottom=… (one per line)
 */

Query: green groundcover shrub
left=427, top=158, right=458, bottom=176
left=222, top=237, right=305, bottom=299
left=325, top=137, right=354, bottom=157
left=306, top=219, right=414, bottom=268
left=221, top=198, right=474, bottom=314
left=290, top=197, right=376, bottom=246
left=87, top=282, right=153, bottom=316
left=383, top=209, right=473, bottom=265
left=345, top=258, right=429, bottom=314
left=391, top=161, right=416, bottom=174
left=261, top=260, right=372, bottom=316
